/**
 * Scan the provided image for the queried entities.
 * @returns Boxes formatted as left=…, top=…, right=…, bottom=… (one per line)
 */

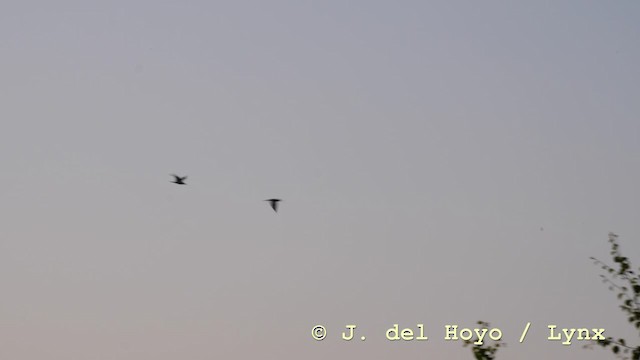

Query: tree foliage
left=463, top=321, right=506, bottom=360
left=587, top=232, right=640, bottom=360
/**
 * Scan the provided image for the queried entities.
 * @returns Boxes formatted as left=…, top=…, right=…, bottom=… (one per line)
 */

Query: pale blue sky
left=1, top=1, right=639, bottom=359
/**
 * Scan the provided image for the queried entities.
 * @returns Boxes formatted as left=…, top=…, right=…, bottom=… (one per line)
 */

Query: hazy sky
left=1, top=1, right=639, bottom=359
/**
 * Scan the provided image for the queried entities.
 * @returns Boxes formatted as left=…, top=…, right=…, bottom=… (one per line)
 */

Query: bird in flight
left=170, top=174, right=187, bottom=185
left=265, top=199, right=281, bottom=212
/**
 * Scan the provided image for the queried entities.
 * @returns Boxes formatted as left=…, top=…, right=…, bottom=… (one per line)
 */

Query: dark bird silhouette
left=170, top=174, right=187, bottom=185
left=265, top=199, right=281, bottom=212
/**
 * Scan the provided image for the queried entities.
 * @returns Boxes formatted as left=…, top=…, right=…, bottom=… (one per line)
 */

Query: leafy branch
left=586, top=232, right=640, bottom=360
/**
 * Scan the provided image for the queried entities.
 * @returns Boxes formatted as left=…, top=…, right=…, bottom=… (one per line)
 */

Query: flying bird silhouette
left=265, top=199, right=281, bottom=212
left=170, top=174, right=187, bottom=185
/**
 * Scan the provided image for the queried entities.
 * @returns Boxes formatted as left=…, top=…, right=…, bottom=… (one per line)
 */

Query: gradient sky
left=1, top=1, right=639, bottom=359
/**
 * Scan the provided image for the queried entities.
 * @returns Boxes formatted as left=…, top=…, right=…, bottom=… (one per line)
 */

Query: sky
left=1, top=1, right=639, bottom=359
